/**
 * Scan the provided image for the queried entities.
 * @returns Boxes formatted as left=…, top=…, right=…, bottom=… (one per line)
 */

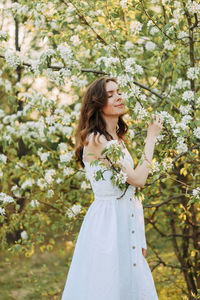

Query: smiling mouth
left=116, top=104, right=124, bottom=107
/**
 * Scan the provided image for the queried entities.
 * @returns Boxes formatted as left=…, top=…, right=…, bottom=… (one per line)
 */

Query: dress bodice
left=82, top=132, right=135, bottom=200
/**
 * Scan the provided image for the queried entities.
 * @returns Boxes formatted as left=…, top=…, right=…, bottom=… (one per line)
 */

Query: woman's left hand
left=142, top=248, right=146, bottom=257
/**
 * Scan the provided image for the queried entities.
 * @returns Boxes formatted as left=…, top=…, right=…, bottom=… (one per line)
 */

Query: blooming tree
left=0, top=0, right=199, bottom=298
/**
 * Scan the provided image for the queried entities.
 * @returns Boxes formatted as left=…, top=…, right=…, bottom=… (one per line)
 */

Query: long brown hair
left=75, top=76, right=128, bottom=168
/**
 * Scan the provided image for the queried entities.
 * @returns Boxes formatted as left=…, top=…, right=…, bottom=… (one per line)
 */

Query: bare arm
left=121, top=115, right=163, bottom=188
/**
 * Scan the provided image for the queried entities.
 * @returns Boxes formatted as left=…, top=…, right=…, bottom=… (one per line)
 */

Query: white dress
left=61, top=132, right=159, bottom=300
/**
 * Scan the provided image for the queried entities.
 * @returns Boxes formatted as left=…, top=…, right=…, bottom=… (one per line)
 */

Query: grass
left=0, top=237, right=187, bottom=300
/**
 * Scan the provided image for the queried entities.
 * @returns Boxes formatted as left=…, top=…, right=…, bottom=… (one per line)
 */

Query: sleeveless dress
left=61, top=132, right=159, bottom=300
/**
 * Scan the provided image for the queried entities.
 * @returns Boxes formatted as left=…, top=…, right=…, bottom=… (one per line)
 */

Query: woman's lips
left=116, top=104, right=124, bottom=107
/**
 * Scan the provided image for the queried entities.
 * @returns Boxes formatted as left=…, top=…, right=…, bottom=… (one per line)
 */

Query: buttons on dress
left=132, top=230, right=135, bottom=234
left=132, top=245, right=136, bottom=249
left=131, top=213, right=134, bottom=217
left=133, top=263, right=136, bottom=267
left=130, top=197, right=132, bottom=201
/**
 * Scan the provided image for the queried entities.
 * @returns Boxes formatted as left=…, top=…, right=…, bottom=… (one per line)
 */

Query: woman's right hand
left=147, top=114, right=163, bottom=140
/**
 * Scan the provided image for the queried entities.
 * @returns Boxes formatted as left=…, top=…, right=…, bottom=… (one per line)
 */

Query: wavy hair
left=74, top=76, right=128, bottom=168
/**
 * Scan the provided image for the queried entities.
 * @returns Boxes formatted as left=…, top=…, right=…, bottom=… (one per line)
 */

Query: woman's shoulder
left=83, top=132, right=108, bottom=162
left=85, top=131, right=107, bottom=146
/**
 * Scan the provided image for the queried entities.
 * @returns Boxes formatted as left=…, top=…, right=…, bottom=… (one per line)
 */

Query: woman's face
left=101, top=81, right=125, bottom=116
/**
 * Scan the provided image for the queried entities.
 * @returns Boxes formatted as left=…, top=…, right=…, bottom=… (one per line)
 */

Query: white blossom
left=30, top=59, right=40, bottom=75
left=5, top=50, right=21, bottom=68
left=70, top=35, right=81, bottom=46
left=21, top=179, right=35, bottom=190
left=115, top=170, right=128, bottom=184
left=182, top=90, right=194, bottom=102
left=124, top=41, right=134, bottom=52
left=58, top=143, right=68, bottom=152
left=150, top=26, right=159, bottom=35
left=117, top=74, right=133, bottom=87
left=130, top=21, right=143, bottom=35
left=60, top=152, right=73, bottom=163
left=158, top=111, right=176, bottom=129
left=192, top=188, right=200, bottom=199
left=0, top=154, right=7, bottom=164
left=0, top=207, right=6, bottom=216
left=176, top=137, right=188, bottom=153
left=81, top=181, right=91, bottom=190
left=37, top=149, right=50, bottom=162
left=187, top=67, right=200, bottom=80
left=162, top=157, right=173, bottom=171
left=134, top=103, right=148, bottom=120
left=0, top=192, right=14, bottom=204
left=180, top=104, right=192, bottom=115
left=47, top=189, right=54, bottom=198
left=66, top=204, right=82, bottom=218
left=56, top=177, right=63, bottom=184
left=145, top=41, right=156, bottom=51
left=37, top=178, right=47, bottom=190
left=40, top=49, right=55, bottom=64
left=166, top=26, right=174, bottom=35
left=74, top=103, right=81, bottom=112
left=120, top=0, right=127, bottom=8
left=156, top=134, right=165, bottom=142
left=186, top=1, right=200, bottom=14
left=30, top=199, right=40, bottom=207
left=44, top=169, right=56, bottom=184
left=196, top=97, right=200, bottom=108
left=72, top=77, right=88, bottom=87
left=193, top=127, right=200, bottom=139
left=57, top=43, right=73, bottom=63
left=0, top=30, right=8, bottom=40
left=175, top=78, right=190, bottom=90
left=151, top=161, right=160, bottom=173
left=63, top=167, right=74, bottom=176
left=124, top=58, right=143, bottom=75
left=21, top=230, right=28, bottom=240
left=178, top=31, right=188, bottom=39
left=96, top=56, right=120, bottom=68
left=105, top=140, right=119, bottom=150
left=164, top=40, right=176, bottom=51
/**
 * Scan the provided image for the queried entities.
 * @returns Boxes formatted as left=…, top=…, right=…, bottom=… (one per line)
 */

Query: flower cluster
left=21, top=179, right=35, bottom=190
left=164, top=40, right=176, bottom=51
left=0, top=30, right=9, bottom=41
left=192, top=188, right=200, bottom=200
left=124, top=58, right=143, bottom=75
left=176, top=137, right=188, bottom=153
left=187, top=67, right=200, bottom=80
left=44, top=169, right=56, bottom=184
left=30, top=199, right=40, bottom=208
left=130, top=21, right=143, bottom=35
left=182, top=90, right=194, bottom=102
left=120, top=0, right=127, bottom=8
left=186, top=1, right=200, bottom=14
left=145, top=41, right=156, bottom=51
left=57, top=43, right=73, bottom=63
left=134, top=103, right=148, bottom=120
left=0, top=192, right=14, bottom=204
left=60, top=152, right=73, bottom=163
left=5, top=50, right=21, bottom=68
left=179, top=104, right=192, bottom=115
left=66, top=204, right=82, bottom=218
left=193, top=127, right=200, bottom=139
left=0, top=154, right=7, bottom=164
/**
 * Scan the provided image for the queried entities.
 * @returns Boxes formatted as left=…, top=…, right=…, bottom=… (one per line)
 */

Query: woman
left=61, top=76, right=163, bottom=300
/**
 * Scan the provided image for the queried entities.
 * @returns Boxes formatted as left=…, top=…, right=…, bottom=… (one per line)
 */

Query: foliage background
left=0, top=0, right=199, bottom=299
